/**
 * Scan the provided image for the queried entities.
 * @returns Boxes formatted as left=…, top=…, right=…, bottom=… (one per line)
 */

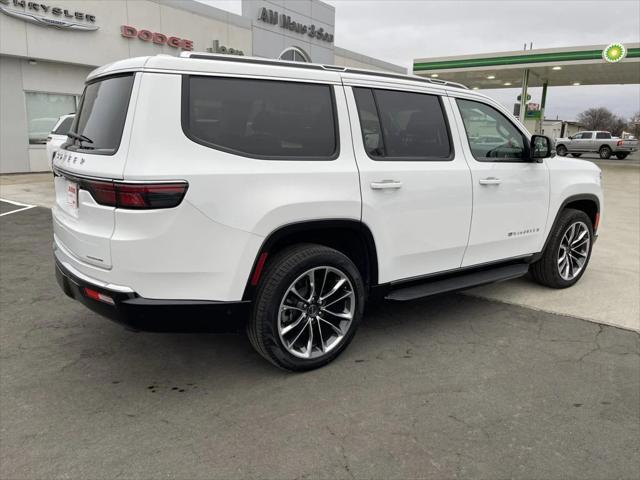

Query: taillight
left=617, top=140, right=624, bottom=146
left=80, top=180, right=188, bottom=209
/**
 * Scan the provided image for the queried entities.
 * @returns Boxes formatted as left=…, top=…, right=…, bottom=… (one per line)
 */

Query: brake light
left=80, top=180, right=188, bottom=209
left=617, top=140, right=624, bottom=146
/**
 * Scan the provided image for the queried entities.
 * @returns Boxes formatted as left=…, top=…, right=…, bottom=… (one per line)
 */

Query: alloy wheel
left=277, top=266, right=355, bottom=359
left=557, top=221, right=590, bottom=281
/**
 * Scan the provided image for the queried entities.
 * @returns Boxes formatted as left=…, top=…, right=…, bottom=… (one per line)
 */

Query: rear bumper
left=55, top=260, right=251, bottom=331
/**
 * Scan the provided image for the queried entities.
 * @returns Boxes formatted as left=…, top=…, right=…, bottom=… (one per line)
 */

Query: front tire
left=530, top=209, right=593, bottom=289
left=247, top=244, right=365, bottom=371
left=599, top=146, right=612, bottom=159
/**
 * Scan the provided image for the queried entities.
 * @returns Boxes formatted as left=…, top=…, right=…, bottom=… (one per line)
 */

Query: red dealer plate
left=66, top=180, right=78, bottom=216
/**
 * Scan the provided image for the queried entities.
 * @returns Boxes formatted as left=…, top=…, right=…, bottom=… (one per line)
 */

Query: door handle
left=370, top=180, right=402, bottom=190
left=479, top=177, right=502, bottom=185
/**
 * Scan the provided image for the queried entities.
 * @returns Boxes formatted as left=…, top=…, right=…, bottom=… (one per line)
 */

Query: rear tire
left=247, top=244, right=365, bottom=371
left=599, top=146, right=612, bottom=159
left=530, top=209, right=593, bottom=289
left=615, top=152, right=629, bottom=160
left=556, top=145, right=568, bottom=156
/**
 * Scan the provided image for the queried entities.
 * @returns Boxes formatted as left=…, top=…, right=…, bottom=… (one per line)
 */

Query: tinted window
left=53, top=116, right=74, bottom=135
left=184, top=76, right=337, bottom=159
left=352, top=88, right=385, bottom=156
left=596, top=132, right=611, bottom=139
left=69, top=74, right=135, bottom=154
left=457, top=99, right=527, bottom=162
left=354, top=87, right=451, bottom=160
left=577, top=132, right=592, bottom=139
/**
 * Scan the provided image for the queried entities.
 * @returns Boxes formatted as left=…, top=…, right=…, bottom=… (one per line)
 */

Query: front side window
left=69, top=74, right=135, bottom=155
left=353, top=87, right=452, bottom=160
left=25, top=93, right=76, bottom=144
left=457, top=98, right=528, bottom=162
left=184, top=76, right=337, bottom=159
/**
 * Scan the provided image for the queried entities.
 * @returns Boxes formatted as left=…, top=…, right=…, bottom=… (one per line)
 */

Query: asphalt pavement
left=1, top=207, right=638, bottom=479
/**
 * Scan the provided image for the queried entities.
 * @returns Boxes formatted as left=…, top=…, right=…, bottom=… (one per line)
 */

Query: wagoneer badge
left=0, top=0, right=98, bottom=31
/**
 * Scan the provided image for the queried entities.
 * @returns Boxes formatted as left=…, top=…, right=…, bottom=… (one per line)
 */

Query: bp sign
left=603, top=43, right=627, bottom=63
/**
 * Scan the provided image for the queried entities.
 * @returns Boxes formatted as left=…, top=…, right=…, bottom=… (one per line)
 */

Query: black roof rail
left=179, top=52, right=469, bottom=90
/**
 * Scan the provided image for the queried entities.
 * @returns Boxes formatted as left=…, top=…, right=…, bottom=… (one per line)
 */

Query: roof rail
left=178, top=51, right=469, bottom=90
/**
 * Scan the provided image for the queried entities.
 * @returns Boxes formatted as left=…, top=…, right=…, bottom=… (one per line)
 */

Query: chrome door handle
left=479, top=177, right=502, bottom=185
left=370, top=180, right=402, bottom=190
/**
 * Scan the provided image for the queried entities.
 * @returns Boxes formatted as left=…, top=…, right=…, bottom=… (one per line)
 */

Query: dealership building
left=0, top=0, right=405, bottom=174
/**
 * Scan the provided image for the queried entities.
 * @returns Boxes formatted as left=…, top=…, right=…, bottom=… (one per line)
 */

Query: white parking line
left=0, top=198, right=37, bottom=217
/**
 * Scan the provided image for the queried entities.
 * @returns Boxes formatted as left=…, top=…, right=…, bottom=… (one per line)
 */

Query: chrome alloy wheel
left=278, top=266, right=356, bottom=359
left=557, top=221, right=590, bottom=281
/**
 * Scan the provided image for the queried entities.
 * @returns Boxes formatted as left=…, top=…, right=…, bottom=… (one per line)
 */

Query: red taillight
left=80, top=180, right=188, bottom=209
left=594, top=213, right=600, bottom=232
left=617, top=140, right=624, bottom=146
left=83, top=287, right=115, bottom=305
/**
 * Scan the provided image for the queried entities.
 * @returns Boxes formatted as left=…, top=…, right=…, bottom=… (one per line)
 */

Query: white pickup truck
left=555, top=131, right=637, bottom=159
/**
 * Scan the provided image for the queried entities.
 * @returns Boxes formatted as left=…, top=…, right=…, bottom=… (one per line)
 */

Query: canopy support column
left=538, top=81, right=548, bottom=134
left=519, top=68, right=529, bottom=123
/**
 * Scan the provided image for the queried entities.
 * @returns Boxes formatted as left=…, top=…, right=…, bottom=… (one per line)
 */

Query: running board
left=385, top=263, right=529, bottom=301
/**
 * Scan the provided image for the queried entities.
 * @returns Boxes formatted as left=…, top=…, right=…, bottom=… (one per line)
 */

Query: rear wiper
left=67, top=131, right=94, bottom=144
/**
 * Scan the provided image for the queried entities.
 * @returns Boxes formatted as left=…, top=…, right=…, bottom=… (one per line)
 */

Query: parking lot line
left=0, top=198, right=36, bottom=217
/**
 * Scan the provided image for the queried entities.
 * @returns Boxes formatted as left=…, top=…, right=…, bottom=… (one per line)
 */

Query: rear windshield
left=52, top=116, right=74, bottom=135
left=67, top=74, right=135, bottom=155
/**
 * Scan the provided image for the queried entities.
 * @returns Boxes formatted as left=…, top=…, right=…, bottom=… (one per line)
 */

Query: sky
left=201, top=0, right=640, bottom=121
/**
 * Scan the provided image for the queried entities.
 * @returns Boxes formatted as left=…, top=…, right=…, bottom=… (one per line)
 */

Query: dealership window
left=184, top=76, right=338, bottom=159
left=278, top=47, right=311, bottom=62
left=25, top=92, right=77, bottom=145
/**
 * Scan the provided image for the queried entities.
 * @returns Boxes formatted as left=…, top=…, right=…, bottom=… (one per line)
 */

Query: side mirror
left=531, top=135, right=552, bottom=162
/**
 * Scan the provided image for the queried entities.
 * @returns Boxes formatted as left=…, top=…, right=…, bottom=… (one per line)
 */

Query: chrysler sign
left=0, top=0, right=98, bottom=30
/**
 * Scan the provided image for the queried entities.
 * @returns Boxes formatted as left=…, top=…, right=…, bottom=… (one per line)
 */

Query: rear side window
left=183, top=76, right=338, bottom=159
left=52, top=116, right=74, bottom=135
left=68, top=74, right=135, bottom=155
left=353, top=87, right=452, bottom=161
left=596, top=132, right=611, bottom=139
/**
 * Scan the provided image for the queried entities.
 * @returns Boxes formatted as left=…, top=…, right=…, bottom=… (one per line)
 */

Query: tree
left=576, top=107, right=627, bottom=136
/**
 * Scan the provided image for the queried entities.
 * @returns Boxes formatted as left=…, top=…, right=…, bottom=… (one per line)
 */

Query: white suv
left=53, top=53, right=603, bottom=371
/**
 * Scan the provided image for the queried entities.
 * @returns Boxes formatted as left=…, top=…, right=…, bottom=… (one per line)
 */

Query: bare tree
left=577, top=107, right=627, bottom=136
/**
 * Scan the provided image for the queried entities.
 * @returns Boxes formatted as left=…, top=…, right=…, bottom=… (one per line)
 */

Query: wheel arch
left=540, top=194, right=600, bottom=255
left=242, top=220, right=379, bottom=300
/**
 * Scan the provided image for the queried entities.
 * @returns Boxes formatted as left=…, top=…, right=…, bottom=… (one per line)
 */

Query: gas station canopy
left=413, top=43, right=640, bottom=89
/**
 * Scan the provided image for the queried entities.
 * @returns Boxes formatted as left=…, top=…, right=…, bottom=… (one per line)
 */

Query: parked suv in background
left=53, top=53, right=603, bottom=371
left=555, top=130, right=637, bottom=159
left=46, top=114, right=75, bottom=169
